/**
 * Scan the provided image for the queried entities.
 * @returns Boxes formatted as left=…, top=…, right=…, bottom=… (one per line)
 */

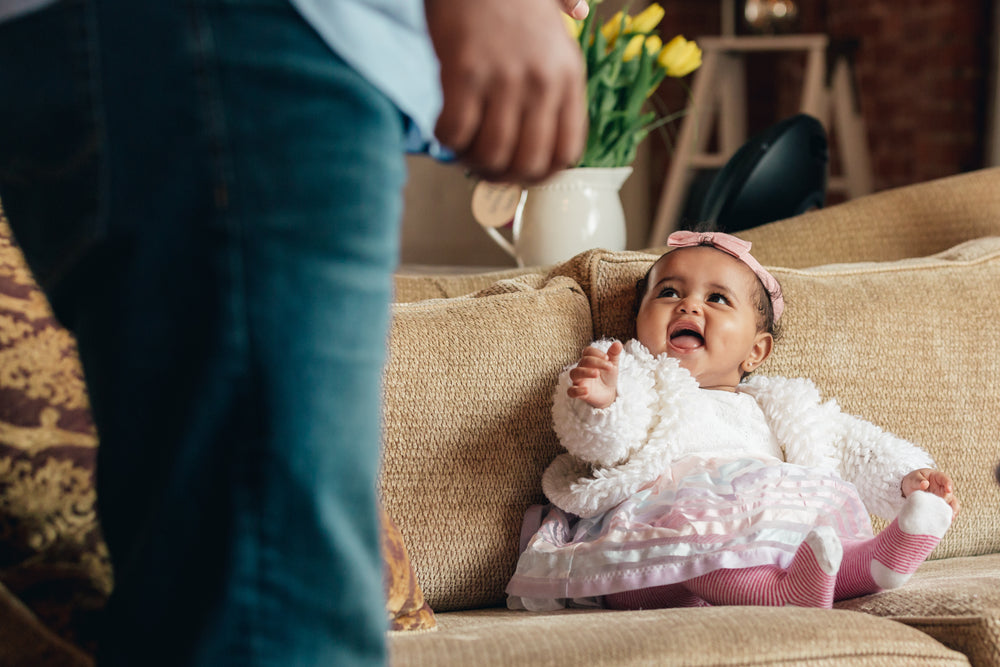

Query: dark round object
left=700, top=113, right=829, bottom=233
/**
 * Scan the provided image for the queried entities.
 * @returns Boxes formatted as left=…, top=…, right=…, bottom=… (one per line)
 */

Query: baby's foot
left=784, top=526, right=842, bottom=607
left=802, top=525, right=844, bottom=576
left=871, top=491, right=953, bottom=589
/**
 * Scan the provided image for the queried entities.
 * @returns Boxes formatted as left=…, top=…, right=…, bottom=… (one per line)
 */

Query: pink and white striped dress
left=506, top=454, right=873, bottom=609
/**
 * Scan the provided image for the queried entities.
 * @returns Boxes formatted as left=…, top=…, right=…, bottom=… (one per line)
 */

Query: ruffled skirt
left=506, top=456, right=873, bottom=609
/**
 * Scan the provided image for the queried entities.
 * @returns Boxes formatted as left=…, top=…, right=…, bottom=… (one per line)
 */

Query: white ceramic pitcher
left=484, top=166, right=632, bottom=267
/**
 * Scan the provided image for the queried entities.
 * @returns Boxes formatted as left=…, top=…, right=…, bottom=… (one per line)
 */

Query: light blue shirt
left=289, top=0, right=447, bottom=157
left=0, top=0, right=57, bottom=22
left=1, top=0, right=447, bottom=157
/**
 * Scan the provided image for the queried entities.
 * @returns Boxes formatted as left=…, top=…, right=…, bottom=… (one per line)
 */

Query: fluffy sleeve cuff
left=831, top=412, right=936, bottom=520
left=551, top=339, right=656, bottom=467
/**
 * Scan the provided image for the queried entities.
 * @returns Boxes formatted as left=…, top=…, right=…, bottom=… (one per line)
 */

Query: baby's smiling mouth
left=669, top=327, right=705, bottom=351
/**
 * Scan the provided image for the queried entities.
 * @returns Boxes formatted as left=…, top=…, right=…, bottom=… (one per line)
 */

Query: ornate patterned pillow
left=381, top=506, right=436, bottom=632
left=0, top=206, right=110, bottom=654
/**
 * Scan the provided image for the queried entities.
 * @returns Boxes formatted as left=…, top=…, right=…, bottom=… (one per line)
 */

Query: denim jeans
left=0, top=1, right=405, bottom=664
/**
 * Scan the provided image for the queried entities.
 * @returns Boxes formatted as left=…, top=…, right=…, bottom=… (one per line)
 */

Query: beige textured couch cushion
left=390, top=606, right=969, bottom=666
left=550, top=237, right=1000, bottom=560
left=380, top=275, right=592, bottom=611
left=837, top=553, right=1000, bottom=666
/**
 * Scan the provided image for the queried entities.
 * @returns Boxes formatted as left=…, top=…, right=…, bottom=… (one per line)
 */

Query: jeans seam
left=186, top=2, right=263, bottom=662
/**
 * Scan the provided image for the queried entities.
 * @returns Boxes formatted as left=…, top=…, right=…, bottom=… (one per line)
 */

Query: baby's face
left=636, top=247, right=772, bottom=391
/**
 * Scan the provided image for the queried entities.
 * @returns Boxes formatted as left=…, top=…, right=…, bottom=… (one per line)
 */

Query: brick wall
left=650, top=0, right=995, bottom=209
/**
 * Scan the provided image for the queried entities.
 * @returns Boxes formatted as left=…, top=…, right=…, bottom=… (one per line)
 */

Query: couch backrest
left=380, top=275, right=593, bottom=612
left=678, top=166, right=1000, bottom=268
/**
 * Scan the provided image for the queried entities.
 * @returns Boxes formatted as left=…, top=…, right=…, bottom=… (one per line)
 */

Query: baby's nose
left=678, top=298, right=701, bottom=314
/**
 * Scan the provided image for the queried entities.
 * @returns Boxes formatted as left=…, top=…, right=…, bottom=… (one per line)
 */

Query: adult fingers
left=462, top=75, right=523, bottom=180
left=558, top=0, right=590, bottom=19
left=434, top=55, right=485, bottom=157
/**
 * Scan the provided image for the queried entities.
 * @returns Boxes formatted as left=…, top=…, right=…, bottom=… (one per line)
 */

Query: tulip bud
left=658, top=35, right=702, bottom=77
left=628, top=3, right=665, bottom=34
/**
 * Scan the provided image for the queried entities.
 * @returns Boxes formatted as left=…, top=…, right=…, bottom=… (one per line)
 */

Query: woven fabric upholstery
left=389, top=606, right=969, bottom=666
left=836, top=554, right=1000, bottom=666
left=393, top=268, right=537, bottom=303
left=380, top=275, right=592, bottom=611
left=548, top=237, right=1000, bottom=560
left=655, top=166, right=1000, bottom=268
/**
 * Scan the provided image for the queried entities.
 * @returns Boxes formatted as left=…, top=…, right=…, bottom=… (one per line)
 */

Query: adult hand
left=426, top=0, right=588, bottom=184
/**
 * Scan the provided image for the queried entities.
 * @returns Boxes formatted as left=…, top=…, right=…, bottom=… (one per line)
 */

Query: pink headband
left=667, top=230, right=784, bottom=322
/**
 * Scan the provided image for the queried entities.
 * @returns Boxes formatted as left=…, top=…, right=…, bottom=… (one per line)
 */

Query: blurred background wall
left=401, top=0, right=1000, bottom=267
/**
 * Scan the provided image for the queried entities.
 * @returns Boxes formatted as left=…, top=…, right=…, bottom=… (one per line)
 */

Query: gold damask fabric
left=381, top=505, right=436, bottom=632
left=0, top=204, right=110, bottom=655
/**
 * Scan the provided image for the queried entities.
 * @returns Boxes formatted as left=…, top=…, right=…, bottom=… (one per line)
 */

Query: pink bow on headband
left=667, top=230, right=785, bottom=322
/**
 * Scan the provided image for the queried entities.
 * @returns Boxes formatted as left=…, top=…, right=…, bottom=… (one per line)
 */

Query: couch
left=2, top=167, right=1000, bottom=665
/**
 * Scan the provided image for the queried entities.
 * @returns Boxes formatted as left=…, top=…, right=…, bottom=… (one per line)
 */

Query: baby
left=506, top=231, right=960, bottom=611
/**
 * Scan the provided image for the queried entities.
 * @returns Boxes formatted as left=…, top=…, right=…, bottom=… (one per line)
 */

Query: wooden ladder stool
left=647, top=34, right=873, bottom=246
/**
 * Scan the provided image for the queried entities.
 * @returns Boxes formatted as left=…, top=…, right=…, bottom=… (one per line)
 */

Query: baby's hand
left=902, top=468, right=961, bottom=516
left=567, top=341, right=622, bottom=409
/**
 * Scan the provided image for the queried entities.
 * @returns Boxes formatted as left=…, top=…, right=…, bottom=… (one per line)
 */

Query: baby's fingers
left=569, top=367, right=599, bottom=385
left=924, top=472, right=955, bottom=499
left=944, top=493, right=961, bottom=516
left=576, top=355, right=615, bottom=373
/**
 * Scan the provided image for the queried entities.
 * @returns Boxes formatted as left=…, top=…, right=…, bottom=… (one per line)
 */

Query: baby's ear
left=744, top=332, right=773, bottom=373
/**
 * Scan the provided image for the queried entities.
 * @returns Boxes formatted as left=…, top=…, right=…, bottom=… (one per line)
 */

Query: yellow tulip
left=601, top=11, right=629, bottom=46
left=623, top=34, right=663, bottom=62
left=563, top=13, right=582, bottom=40
left=658, top=35, right=702, bottom=77
left=622, top=34, right=644, bottom=62
left=628, top=3, right=665, bottom=34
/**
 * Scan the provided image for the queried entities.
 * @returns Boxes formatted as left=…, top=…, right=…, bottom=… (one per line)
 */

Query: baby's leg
left=835, top=490, right=953, bottom=600
left=604, top=584, right=711, bottom=610
left=683, top=527, right=842, bottom=608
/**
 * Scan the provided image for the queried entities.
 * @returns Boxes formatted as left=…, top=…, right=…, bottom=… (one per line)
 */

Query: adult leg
left=2, top=0, right=405, bottom=663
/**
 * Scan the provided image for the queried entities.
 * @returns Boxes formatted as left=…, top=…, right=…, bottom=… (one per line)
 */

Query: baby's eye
left=707, top=293, right=730, bottom=305
left=657, top=287, right=679, bottom=299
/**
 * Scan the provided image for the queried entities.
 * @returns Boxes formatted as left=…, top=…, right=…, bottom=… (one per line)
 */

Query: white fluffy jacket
left=544, top=339, right=935, bottom=520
